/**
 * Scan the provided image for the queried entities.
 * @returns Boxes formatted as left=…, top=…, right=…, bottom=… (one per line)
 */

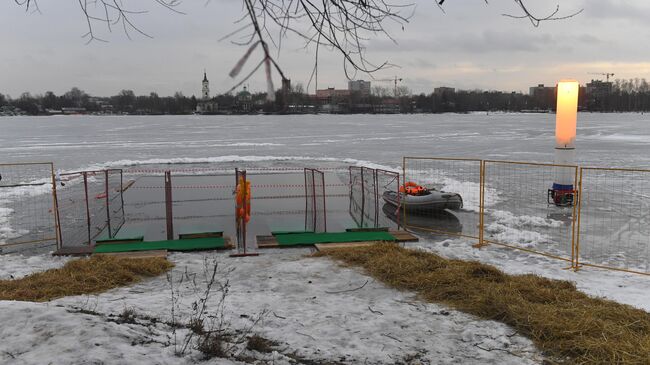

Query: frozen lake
left=1, top=113, right=649, bottom=272
left=1, top=113, right=649, bottom=171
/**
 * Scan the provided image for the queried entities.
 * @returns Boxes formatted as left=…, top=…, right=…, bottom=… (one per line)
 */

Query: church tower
left=202, top=71, right=210, bottom=100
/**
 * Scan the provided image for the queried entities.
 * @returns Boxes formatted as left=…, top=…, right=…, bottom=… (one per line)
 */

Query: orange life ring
left=400, top=182, right=427, bottom=196
left=235, top=177, right=251, bottom=222
left=400, top=181, right=420, bottom=193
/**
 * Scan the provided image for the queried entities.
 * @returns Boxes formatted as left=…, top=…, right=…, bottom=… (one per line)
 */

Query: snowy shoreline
left=1, top=238, right=648, bottom=364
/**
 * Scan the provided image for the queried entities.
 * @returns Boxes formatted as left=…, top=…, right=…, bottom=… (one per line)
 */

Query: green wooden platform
left=93, top=237, right=227, bottom=253
left=95, top=226, right=146, bottom=244
left=273, top=231, right=396, bottom=247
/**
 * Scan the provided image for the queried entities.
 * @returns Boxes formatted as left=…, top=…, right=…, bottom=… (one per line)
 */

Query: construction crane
left=375, top=76, right=403, bottom=98
left=589, top=72, right=615, bottom=83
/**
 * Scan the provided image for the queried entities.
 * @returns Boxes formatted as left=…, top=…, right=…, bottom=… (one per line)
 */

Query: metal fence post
left=231, top=169, right=258, bottom=257
left=402, top=157, right=407, bottom=230
left=104, top=170, right=112, bottom=238
left=478, top=160, right=485, bottom=247
left=396, top=172, right=401, bottom=230
left=574, top=168, right=584, bottom=271
left=373, top=169, right=379, bottom=227
left=569, top=166, right=579, bottom=270
left=322, top=171, right=327, bottom=232
left=165, top=171, right=174, bottom=240
left=50, top=163, right=62, bottom=250
left=304, top=168, right=308, bottom=230
left=241, top=170, right=248, bottom=254
left=83, top=172, right=92, bottom=245
left=312, top=169, right=317, bottom=230
left=360, top=167, right=365, bottom=226
left=119, top=170, right=125, bottom=227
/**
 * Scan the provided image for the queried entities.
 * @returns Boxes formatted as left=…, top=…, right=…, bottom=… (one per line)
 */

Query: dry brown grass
left=316, top=243, right=650, bottom=365
left=0, top=255, right=173, bottom=302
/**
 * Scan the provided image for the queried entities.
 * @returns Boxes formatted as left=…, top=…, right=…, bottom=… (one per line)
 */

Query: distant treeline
left=0, top=89, right=197, bottom=115
left=1, top=79, right=649, bottom=116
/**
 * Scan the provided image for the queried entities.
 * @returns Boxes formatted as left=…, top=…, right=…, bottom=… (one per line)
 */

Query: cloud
left=582, top=0, right=650, bottom=22
left=1, top=0, right=650, bottom=95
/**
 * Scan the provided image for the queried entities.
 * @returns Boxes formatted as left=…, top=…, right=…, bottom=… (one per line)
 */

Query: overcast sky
left=1, top=0, right=650, bottom=97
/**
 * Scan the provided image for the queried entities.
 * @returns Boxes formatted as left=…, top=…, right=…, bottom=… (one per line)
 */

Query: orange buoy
left=400, top=182, right=427, bottom=196
left=235, top=176, right=251, bottom=222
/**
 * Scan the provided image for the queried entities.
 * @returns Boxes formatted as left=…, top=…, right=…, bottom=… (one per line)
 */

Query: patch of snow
left=81, top=155, right=396, bottom=172
left=484, top=222, right=551, bottom=248
left=0, top=302, right=244, bottom=365
left=0, top=250, right=542, bottom=364
left=490, top=210, right=562, bottom=229
left=0, top=253, right=71, bottom=280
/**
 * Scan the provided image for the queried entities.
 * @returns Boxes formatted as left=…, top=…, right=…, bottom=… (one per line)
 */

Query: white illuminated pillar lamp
left=550, top=80, right=579, bottom=206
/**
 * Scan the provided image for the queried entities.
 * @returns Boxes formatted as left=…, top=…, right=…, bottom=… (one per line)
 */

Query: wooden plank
left=256, top=235, right=280, bottom=249
left=52, top=246, right=94, bottom=257
left=315, top=242, right=379, bottom=251
left=177, top=224, right=223, bottom=240
left=346, top=227, right=389, bottom=232
left=93, top=250, right=168, bottom=259
left=389, top=230, right=419, bottom=242
left=179, top=232, right=223, bottom=240
left=95, top=238, right=144, bottom=245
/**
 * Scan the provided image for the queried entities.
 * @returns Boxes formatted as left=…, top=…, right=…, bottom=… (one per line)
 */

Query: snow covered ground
left=1, top=248, right=544, bottom=365
left=1, top=238, right=648, bottom=364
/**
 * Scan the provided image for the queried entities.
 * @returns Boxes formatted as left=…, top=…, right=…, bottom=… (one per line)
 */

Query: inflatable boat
left=382, top=182, right=463, bottom=213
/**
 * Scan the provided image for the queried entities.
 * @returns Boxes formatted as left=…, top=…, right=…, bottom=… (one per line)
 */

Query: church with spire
left=195, top=71, right=219, bottom=114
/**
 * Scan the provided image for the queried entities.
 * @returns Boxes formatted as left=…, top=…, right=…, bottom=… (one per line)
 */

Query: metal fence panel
left=106, top=169, right=125, bottom=237
left=305, top=168, right=326, bottom=232
left=481, top=161, right=578, bottom=263
left=0, top=162, right=57, bottom=251
left=576, top=167, right=650, bottom=274
left=376, top=169, right=401, bottom=229
left=348, top=167, right=365, bottom=227
left=56, top=169, right=124, bottom=248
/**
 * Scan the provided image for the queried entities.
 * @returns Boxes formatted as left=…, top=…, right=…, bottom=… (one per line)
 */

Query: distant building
left=434, top=87, right=455, bottom=96
left=196, top=71, right=218, bottom=114
left=311, top=88, right=351, bottom=113
left=202, top=72, right=210, bottom=99
left=316, top=87, right=351, bottom=99
left=348, top=80, right=371, bottom=96
left=585, top=79, right=612, bottom=111
left=234, top=86, right=253, bottom=113
left=528, top=84, right=555, bottom=110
